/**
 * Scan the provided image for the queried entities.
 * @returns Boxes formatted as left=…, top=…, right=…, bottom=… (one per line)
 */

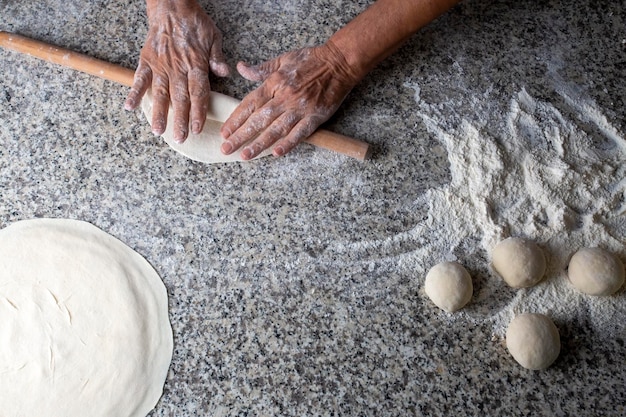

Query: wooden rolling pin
left=0, top=31, right=371, bottom=161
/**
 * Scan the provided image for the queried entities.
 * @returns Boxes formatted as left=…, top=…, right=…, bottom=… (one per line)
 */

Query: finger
left=272, top=117, right=320, bottom=157
left=208, top=30, right=230, bottom=77
left=124, top=61, right=152, bottom=110
left=236, top=60, right=279, bottom=83
left=221, top=102, right=282, bottom=156
left=150, top=75, right=170, bottom=136
left=220, top=88, right=267, bottom=142
left=170, top=76, right=191, bottom=143
left=188, top=68, right=211, bottom=134
left=240, top=112, right=299, bottom=160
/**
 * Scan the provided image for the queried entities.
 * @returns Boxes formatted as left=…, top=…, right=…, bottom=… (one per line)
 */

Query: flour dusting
left=335, top=85, right=626, bottom=339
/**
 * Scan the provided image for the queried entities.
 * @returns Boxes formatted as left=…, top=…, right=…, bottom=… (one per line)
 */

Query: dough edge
left=141, top=89, right=274, bottom=163
left=0, top=218, right=173, bottom=417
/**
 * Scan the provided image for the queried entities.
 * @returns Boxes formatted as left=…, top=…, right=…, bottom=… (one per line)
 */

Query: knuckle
left=191, top=100, right=209, bottom=117
left=243, top=124, right=259, bottom=137
left=153, top=87, right=169, bottom=100
left=270, top=118, right=294, bottom=138
left=227, top=133, right=247, bottom=148
left=257, top=107, right=275, bottom=124
left=189, top=83, right=210, bottom=99
left=284, top=112, right=300, bottom=127
left=133, top=71, right=150, bottom=87
left=251, top=141, right=266, bottom=154
left=268, top=124, right=287, bottom=138
left=171, top=85, right=190, bottom=105
left=152, top=76, right=169, bottom=93
left=174, top=118, right=188, bottom=133
left=127, top=87, right=140, bottom=100
left=188, top=67, right=209, bottom=81
left=286, top=135, right=302, bottom=147
left=292, top=121, right=316, bottom=143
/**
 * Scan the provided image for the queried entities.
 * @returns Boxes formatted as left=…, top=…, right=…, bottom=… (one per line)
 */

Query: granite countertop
left=1, top=0, right=625, bottom=416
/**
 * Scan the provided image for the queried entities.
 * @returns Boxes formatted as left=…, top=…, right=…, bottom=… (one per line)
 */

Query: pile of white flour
left=334, top=83, right=625, bottom=339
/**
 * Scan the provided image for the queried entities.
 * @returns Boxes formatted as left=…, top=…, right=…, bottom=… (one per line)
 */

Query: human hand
left=220, top=42, right=359, bottom=160
left=124, top=0, right=229, bottom=143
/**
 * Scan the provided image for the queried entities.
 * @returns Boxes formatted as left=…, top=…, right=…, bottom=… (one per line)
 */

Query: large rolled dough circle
left=141, top=89, right=274, bottom=163
left=0, top=219, right=173, bottom=417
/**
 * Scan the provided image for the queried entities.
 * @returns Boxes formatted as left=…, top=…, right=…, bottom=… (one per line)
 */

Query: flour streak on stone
left=334, top=85, right=625, bottom=339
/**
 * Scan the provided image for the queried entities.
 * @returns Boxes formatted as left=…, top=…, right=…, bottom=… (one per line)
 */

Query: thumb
left=236, top=59, right=279, bottom=82
left=208, top=34, right=230, bottom=77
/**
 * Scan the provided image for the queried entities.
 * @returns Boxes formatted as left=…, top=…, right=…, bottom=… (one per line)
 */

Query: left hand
left=124, top=0, right=229, bottom=143
left=220, top=42, right=359, bottom=160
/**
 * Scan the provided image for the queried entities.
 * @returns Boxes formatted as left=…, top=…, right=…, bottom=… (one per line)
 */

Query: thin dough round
left=141, top=89, right=274, bottom=163
left=568, top=247, right=625, bottom=296
left=0, top=218, right=173, bottom=417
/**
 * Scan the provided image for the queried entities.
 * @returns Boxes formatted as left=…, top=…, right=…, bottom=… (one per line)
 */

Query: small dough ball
left=492, top=237, right=546, bottom=288
left=568, top=247, right=625, bottom=296
left=425, top=261, right=473, bottom=312
left=506, top=313, right=560, bottom=370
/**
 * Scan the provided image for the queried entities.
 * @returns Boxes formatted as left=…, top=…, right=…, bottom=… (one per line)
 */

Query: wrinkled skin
left=124, top=1, right=229, bottom=143
left=220, top=43, right=360, bottom=160
left=219, top=0, right=462, bottom=159
left=127, top=0, right=460, bottom=158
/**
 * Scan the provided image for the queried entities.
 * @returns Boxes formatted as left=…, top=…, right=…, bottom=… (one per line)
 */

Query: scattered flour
left=335, top=85, right=626, bottom=339
left=418, top=86, right=625, bottom=337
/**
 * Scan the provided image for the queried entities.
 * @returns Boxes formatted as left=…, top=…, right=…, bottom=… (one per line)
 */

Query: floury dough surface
left=141, top=89, right=273, bottom=163
left=491, top=237, right=547, bottom=288
left=1, top=0, right=625, bottom=416
left=424, top=261, right=473, bottom=312
left=568, top=248, right=625, bottom=296
left=506, top=313, right=561, bottom=370
left=0, top=219, right=173, bottom=417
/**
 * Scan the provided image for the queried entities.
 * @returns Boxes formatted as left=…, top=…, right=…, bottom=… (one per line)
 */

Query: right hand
left=220, top=42, right=360, bottom=160
left=124, top=0, right=230, bottom=143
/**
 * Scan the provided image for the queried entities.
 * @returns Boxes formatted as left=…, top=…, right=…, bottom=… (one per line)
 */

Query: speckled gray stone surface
left=1, top=0, right=625, bottom=416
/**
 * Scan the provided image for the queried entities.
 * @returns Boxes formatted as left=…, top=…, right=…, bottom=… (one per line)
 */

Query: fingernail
left=192, top=122, right=201, bottom=134
left=241, top=148, right=253, bottom=160
left=152, top=121, right=164, bottom=136
left=221, top=142, right=233, bottom=154
left=274, top=146, right=284, bottom=156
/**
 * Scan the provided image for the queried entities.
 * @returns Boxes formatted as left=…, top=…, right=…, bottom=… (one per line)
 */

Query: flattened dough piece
left=0, top=218, right=173, bottom=417
left=141, top=89, right=273, bottom=163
